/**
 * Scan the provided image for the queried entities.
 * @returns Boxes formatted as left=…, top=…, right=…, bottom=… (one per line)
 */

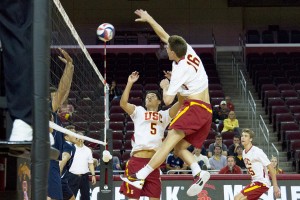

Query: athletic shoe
left=9, top=119, right=32, bottom=141
left=120, top=174, right=145, bottom=189
left=186, top=171, right=210, bottom=196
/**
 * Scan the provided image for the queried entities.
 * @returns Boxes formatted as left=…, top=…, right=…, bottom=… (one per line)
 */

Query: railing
left=271, top=143, right=280, bottom=166
left=238, top=33, right=246, bottom=63
left=239, top=70, right=247, bottom=103
left=258, top=115, right=270, bottom=155
left=247, top=91, right=257, bottom=132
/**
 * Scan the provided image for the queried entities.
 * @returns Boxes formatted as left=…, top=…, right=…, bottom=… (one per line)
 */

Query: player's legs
left=147, top=129, right=185, bottom=169
left=234, top=193, right=247, bottom=200
left=173, top=138, right=195, bottom=166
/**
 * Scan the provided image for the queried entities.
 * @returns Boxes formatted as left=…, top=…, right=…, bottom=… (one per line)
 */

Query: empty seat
left=284, top=130, right=300, bottom=150
left=126, top=121, right=134, bottom=131
left=274, top=113, right=295, bottom=132
left=123, top=140, right=132, bottom=150
left=281, top=90, right=298, bottom=99
left=72, top=113, right=90, bottom=122
left=110, top=98, right=120, bottom=107
left=90, top=113, right=104, bottom=122
left=128, top=98, right=143, bottom=106
left=110, top=106, right=124, bottom=114
left=267, top=98, right=285, bottom=115
left=113, top=140, right=123, bottom=150
left=260, top=84, right=277, bottom=100
left=270, top=105, right=290, bottom=124
left=277, top=84, right=294, bottom=91
left=144, top=83, right=160, bottom=91
left=112, top=130, right=124, bottom=140
left=262, top=30, right=274, bottom=43
left=110, top=113, right=126, bottom=123
left=277, top=30, right=290, bottom=43
left=209, top=90, right=225, bottom=98
left=124, top=130, right=134, bottom=140
left=81, top=91, right=95, bottom=100
left=286, top=99, right=300, bottom=107
left=77, top=99, right=93, bottom=107
left=288, top=140, right=300, bottom=161
left=209, top=84, right=223, bottom=91
left=89, top=122, right=105, bottom=131
left=109, top=121, right=124, bottom=131
left=279, top=121, right=300, bottom=142
left=73, top=121, right=88, bottom=131
left=289, top=106, right=300, bottom=114
left=221, top=131, right=236, bottom=140
left=246, top=30, right=260, bottom=43
left=263, top=90, right=281, bottom=108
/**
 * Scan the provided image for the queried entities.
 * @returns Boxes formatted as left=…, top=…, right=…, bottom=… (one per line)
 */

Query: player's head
left=145, top=91, right=161, bottom=111
left=64, top=125, right=77, bottom=143
left=167, top=35, right=187, bottom=60
left=241, top=128, right=254, bottom=146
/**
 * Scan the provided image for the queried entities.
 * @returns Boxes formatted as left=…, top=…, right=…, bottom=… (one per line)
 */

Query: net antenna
left=53, top=0, right=109, bottom=144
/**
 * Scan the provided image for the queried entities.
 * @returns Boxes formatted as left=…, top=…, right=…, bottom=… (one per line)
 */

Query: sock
left=136, top=164, right=154, bottom=179
left=190, top=162, right=201, bottom=177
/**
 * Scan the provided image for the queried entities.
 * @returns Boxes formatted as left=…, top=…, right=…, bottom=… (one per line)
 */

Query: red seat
left=123, top=140, right=132, bottom=151
left=110, top=98, right=120, bottom=106
left=283, top=130, right=300, bottom=150
left=128, top=98, right=143, bottom=106
left=80, top=90, right=95, bottom=100
left=122, top=150, right=131, bottom=162
left=112, top=130, right=124, bottom=140
left=92, top=106, right=104, bottom=114
left=131, top=84, right=143, bottom=91
left=76, top=106, right=92, bottom=115
left=270, top=105, right=289, bottom=124
left=124, top=130, right=134, bottom=140
left=288, top=140, right=300, bottom=160
left=209, top=84, right=223, bottom=91
left=289, top=106, right=300, bottom=114
left=209, top=90, right=224, bottom=98
left=126, top=121, right=134, bottom=131
left=73, top=121, right=88, bottom=131
left=260, top=84, right=277, bottom=100
left=110, top=106, right=125, bottom=114
left=279, top=122, right=300, bottom=142
left=144, top=83, right=160, bottom=91
left=112, top=151, right=122, bottom=161
left=77, top=99, right=93, bottom=106
left=263, top=91, right=280, bottom=108
left=113, top=140, right=123, bottom=150
left=221, top=131, right=236, bottom=140
left=109, top=122, right=124, bottom=131
left=223, top=139, right=232, bottom=148
left=286, top=99, right=300, bottom=107
left=267, top=97, right=285, bottom=115
left=281, top=90, right=298, bottom=99
left=274, top=113, right=295, bottom=132
left=277, top=84, right=294, bottom=91
left=72, top=113, right=90, bottom=122
left=89, top=122, right=105, bottom=131
left=129, top=90, right=143, bottom=99
left=91, top=113, right=104, bottom=122
left=110, top=113, right=126, bottom=122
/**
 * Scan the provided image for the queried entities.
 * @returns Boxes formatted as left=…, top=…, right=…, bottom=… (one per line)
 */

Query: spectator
left=234, top=145, right=246, bottom=169
left=208, top=135, right=228, bottom=158
left=225, top=96, right=235, bottom=111
left=166, top=151, right=186, bottom=174
left=57, top=99, right=74, bottom=123
left=222, top=111, right=239, bottom=133
left=109, top=80, right=122, bottom=101
left=208, top=145, right=227, bottom=170
left=113, top=156, right=122, bottom=175
left=193, top=148, right=211, bottom=170
left=270, top=156, right=284, bottom=174
left=228, top=134, right=242, bottom=156
left=219, top=156, right=242, bottom=174
left=212, top=100, right=230, bottom=125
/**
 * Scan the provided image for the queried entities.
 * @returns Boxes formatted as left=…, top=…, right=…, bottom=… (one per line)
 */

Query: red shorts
left=241, top=182, right=269, bottom=200
left=119, top=156, right=161, bottom=198
left=169, top=99, right=212, bottom=148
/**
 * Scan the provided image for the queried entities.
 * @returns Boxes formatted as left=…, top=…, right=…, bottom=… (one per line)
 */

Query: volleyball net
left=50, top=0, right=109, bottom=148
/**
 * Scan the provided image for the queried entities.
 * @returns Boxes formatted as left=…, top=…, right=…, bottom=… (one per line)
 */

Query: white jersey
left=243, top=145, right=271, bottom=187
left=130, top=106, right=171, bottom=153
left=167, top=44, right=208, bottom=96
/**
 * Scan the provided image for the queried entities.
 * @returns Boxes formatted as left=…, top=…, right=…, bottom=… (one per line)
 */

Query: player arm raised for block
left=120, top=71, right=139, bottom=115
left=134, top=9, right=170, bottom=44
left=52, top=48, right=74, bottom=112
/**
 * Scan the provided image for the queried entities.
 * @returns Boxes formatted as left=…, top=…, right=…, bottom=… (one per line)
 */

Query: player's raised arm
left=120, top=71, right=139, bottom=115
left=134, top=9, right=170, bottom=44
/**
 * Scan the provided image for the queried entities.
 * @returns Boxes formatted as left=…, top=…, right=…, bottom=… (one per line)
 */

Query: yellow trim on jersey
left=169, top=101, right=212, bottom=127
left=125, top=161, right=130, bottom=194
left=244, top=185, right=261, bottom=193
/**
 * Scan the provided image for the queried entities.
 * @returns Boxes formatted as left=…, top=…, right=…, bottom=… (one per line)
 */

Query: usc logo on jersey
left=144, top=111, right=163, bottom=123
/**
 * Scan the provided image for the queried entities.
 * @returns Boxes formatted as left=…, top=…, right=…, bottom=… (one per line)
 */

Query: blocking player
left=120, top=9, right=212, bottom=197
left=234, top=128, right=281, bottom=200
left=119, top=71, right=180, bottom=200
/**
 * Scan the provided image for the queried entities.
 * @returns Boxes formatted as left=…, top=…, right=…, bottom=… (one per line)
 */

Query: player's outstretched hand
left=128, top=71, right=139, bottom=84
left=274, top=185, right=281, bottom=198
left=58, top=48, right=73, bottom=64
left=163, top=70, right=172, bottom=80
left=134, top=9, right=152, bottom=22
left=160, top=78, right=169, bottom=90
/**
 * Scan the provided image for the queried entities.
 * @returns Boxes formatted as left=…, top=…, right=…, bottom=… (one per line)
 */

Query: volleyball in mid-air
left=96, top=23, right=115, bottom=42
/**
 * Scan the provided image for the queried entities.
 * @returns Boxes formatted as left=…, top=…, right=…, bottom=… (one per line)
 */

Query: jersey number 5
left=187, top=54, right=200, bottom=72
left=150, top=123, right=157, bottom=135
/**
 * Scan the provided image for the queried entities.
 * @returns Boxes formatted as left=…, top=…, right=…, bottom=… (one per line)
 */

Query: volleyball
left=96, top=23, right=115, bottom=42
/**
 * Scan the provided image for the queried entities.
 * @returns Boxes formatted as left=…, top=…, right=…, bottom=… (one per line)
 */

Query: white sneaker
left=9, top=119, right=33, bottom=142
left=120, top=174, right=144, bottom=190
left=187, top=170, right=210, bottom=196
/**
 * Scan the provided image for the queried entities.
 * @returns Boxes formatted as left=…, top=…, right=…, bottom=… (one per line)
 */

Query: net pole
left=104, top=42, right=107, bottom=144
left=32, top=0, right=51, bottom=199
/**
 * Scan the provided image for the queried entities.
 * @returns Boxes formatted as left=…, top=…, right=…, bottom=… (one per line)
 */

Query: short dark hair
left=215, top=134, right=222, bottom=139
left=168, top=35, right=187, bottom=58
left=145, top=91, right=162, bottom=101
left=214, top=145, right=222, bottom=150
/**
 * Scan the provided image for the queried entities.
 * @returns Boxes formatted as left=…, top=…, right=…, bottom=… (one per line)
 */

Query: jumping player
left=121, top=10, right=212, bottom=197
left=119, top=71, right=180, bottom=200
left=234, top=128, right=281, bottom=200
